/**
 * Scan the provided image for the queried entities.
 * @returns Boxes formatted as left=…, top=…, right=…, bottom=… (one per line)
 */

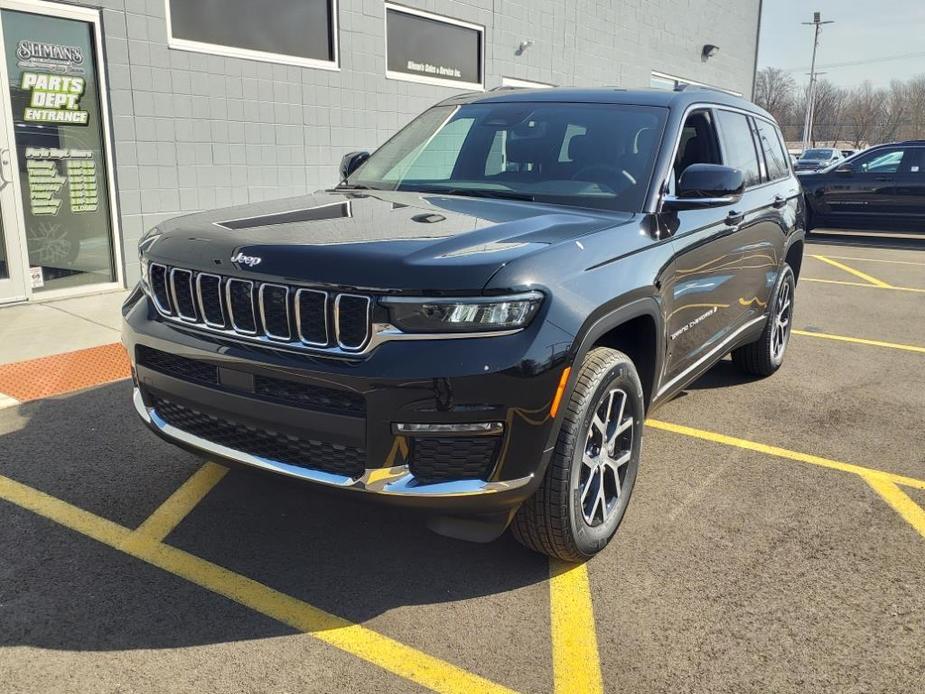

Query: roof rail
left=673, top=83, right=731, bottom=95
left=489, top=85, right=523, bottom=91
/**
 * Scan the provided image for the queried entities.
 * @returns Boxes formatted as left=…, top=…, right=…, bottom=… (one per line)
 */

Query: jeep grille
left=148, top=263, right=371, bottom=353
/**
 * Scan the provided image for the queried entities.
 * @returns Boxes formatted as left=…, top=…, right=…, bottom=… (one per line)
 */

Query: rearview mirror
left=339, top=151, right=370, bottom=182
left=835, top=163, right=854, bottom=175
left=663, top=163, right=744, bottom=210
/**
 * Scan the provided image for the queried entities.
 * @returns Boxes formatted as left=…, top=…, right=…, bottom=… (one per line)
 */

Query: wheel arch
left=568, top=297, right=664, bottom=414
left=785, top=236, right=804, bottom=282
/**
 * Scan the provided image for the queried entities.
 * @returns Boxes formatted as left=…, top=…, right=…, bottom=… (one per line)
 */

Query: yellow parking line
left=802, top=278, right=925, bottom=293
left=549, top=560, right=604, bottom=694
left=0, top=472, right=517, bottom=694
left=864, top=476, right=925, bottom=538
left=134, top=462, right=228, bottom=542
left=645, top=419, right=925, bottom=491
left=792, top=329, right=925, bottom=354
left=810, top=254, right=892, bottom=287
left=819, top=255, right=925, bottom=267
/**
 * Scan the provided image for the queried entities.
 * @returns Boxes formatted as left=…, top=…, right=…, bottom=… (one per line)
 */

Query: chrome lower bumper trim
left=133, top=388, right=532, bottom=498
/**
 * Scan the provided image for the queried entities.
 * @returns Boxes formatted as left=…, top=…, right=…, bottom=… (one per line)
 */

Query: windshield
left=345, top=102, right=668, bottom=212
left=801, top=149, right=834, bottom=160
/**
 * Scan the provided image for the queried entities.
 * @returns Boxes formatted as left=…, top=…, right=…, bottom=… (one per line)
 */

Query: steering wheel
left=570, top=163, right=633, bottom=193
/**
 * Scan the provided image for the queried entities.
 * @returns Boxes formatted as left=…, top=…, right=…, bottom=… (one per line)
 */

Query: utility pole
left=801, top=11, right=834, bottom=151
left=805, top=70, right=827, bottom=147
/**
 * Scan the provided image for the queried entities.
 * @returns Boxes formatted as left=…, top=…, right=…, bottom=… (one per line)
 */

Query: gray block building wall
left=82, top=0, right=760, bottom=286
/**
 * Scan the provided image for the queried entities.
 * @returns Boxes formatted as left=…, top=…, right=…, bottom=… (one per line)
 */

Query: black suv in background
left=124, top=86, right=804, bottom=561
left=794, top=147, right=843, bottom=172
left=799, top=140, right=925, bottom=230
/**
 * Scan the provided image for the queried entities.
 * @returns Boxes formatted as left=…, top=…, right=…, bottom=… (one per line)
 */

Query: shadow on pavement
left=0, top=381, right=548, bottom=652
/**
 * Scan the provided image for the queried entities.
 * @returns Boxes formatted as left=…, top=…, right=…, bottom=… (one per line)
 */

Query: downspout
left=751, top=0, right=763, bottom=101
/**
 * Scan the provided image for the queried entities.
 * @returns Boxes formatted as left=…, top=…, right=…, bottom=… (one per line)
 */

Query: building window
left=166, top=0, right=338, bottom=70
left=385, top=3, right=483, bottom=90
left=649, top=71, right=741, bottom=97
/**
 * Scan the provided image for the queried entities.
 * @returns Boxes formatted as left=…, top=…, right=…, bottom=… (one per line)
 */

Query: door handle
left=0, top=148, right=9, bottom=191
left=771, top=195, right=787, bottom=209
left=874, top=176, right=892, bottom=182
left=725, top=210, right=744, bottom=226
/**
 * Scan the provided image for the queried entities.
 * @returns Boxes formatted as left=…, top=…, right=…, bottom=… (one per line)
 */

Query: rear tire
left=732, top=264, right=795, bottom=377
left=511, top=348, right=644, bottom=562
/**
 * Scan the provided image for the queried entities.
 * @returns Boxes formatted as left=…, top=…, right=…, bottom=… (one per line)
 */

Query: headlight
left=382, top=291, right=543, bottom=333
left=138, top=228, right=161, bottom=290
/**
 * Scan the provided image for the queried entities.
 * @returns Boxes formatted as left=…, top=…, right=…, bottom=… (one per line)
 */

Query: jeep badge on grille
left=231, top=252, right=262, bottom=267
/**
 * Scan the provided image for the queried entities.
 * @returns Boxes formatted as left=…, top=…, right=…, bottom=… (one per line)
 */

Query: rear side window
left=755, top=119, right=790, bottom=180
left=716, top=110, right=761, bottom=187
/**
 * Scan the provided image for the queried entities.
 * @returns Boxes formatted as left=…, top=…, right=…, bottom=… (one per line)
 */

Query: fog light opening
left=393, top=422, right=503, bottom=436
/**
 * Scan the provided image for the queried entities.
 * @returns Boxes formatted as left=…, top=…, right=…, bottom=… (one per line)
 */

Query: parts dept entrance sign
left=20, top=72, right=88, bottom=125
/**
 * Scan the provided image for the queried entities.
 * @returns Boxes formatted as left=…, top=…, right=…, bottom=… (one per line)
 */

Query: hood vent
left=215, top=201, right=352, bottom=230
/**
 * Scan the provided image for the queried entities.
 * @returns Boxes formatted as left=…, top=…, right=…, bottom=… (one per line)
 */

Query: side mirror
left=663, top=163, right=744, bottom=210
left=339, top=151, right=370, bottom=182
left=835, top=163, right=854, bottom=175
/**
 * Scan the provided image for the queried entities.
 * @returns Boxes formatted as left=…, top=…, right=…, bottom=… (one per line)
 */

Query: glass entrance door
left=0, top=120, right=27, bottom=302
left=0, top=0, right=119, bottom=301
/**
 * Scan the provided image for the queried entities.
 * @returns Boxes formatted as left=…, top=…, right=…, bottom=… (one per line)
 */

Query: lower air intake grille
left=253, top=375, right=366, bottom=416
left=409, top=437, right=500, bottom=483
left=136, top=345, right=218, bottom=385
left=152, top=396, right=366, bottom=478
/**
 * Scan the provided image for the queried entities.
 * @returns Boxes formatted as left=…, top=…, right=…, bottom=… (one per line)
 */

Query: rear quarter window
left=716, top=110, right=761, bottom=187
left=755, top=119, right=790, bottom=180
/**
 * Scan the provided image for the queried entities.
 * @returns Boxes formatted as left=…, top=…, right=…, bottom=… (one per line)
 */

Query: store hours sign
left=385, top=4, right=483, bottom=89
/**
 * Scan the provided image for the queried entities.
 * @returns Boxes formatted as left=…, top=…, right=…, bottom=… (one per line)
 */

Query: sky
left=757, top=0, right=925, bottom=88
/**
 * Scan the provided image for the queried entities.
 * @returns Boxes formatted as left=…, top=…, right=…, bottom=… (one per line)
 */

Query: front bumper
left=123, top=288, right=574, bottom=514
left=133, top=387, right=533, bottom=499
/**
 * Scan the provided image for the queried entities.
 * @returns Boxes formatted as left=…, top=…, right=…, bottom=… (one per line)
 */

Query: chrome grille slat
left=259, top=283, right=291, bottom=341
left=149, top=263, right=172, bottom=315
left=196, top=273, right=225, bottom=328
left=226, top=278, right=258, bottom=335
left=170, top=268, right=197, bottom=322
left=147, top=264, right=373, bottom=356
left=295, top=288, right=329, bottom=346
left=334, top=294, right=371, bottom=351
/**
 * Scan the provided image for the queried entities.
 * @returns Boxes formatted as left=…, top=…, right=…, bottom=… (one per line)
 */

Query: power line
left=784, top=49, right=925, bottom=73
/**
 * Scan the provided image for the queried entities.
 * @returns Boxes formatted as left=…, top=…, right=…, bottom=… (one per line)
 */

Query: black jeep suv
left=123, top=86, right=804, bottom=561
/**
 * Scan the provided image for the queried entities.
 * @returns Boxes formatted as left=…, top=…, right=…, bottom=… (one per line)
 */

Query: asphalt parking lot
left=1, top=234, right=923, bottom=694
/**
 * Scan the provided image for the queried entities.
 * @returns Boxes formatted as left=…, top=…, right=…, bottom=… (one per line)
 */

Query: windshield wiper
left=333, top=183, right=378, bottom=191
left=407, top=186, right=535, bottom=202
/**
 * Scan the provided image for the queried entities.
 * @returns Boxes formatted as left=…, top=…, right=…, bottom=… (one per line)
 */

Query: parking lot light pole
left=801, top=11, right=834, bottom=151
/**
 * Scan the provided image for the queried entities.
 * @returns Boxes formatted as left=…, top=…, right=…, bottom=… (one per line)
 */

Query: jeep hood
left=144, top=190, right=633, bottom=292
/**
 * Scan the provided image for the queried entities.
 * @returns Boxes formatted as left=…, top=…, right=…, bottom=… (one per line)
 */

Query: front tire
left=511, top=348, right=644, bottom=562
left=732, top=264, right=795, bottom=377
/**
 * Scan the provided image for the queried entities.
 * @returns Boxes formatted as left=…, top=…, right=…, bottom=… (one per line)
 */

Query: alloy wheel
left=579, top=387, right=635, bottom=527
left=771, top=278, right=792, bottom=361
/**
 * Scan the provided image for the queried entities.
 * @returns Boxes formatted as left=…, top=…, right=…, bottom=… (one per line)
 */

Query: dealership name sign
left=17, top=40, right=85, bottom=74
left=406, top=60, right=462, bottom=79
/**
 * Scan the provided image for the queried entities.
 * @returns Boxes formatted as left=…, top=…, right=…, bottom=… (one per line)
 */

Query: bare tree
left=845, top=81, right=884, bottom=148
left=757, top=68, right=925, bottom=147
left=906, top=75, right=925, bottom=139
left=878, top=80, right=909, bottom=142
left=808, top=80, right=848, bottom=145
left=754, top=67, right=796, bottom=125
